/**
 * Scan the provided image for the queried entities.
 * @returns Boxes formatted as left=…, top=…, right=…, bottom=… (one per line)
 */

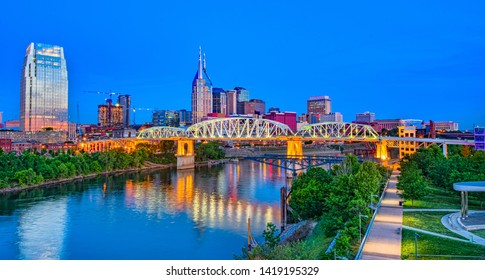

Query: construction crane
left=130, top=107, right=156, bottom=125
left=83, top=90, right=121, bottom=101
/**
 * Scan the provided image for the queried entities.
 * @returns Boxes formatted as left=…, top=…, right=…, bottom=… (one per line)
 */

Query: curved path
left=441, top=212, right=485, bottom=246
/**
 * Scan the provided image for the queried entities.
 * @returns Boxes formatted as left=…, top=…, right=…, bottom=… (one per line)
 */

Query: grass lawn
left=401, top=229, right=485, bottom=260
left=471, top=229, right=485, bottom=239
left=402, top=185, right=483, bottom=210
left=402, top=211, right=466, bottom=240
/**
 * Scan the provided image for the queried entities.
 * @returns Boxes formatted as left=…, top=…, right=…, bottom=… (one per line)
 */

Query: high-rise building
left=307, top=96, right=331, bottom=115
left=20, top=43, right=68, bottom=132
left=98, top=99, right=123, bottom=127
left=235, top=87, right=250, bottom=114
left=355, top=112, right=375, bottom=123
left=0, top=112, right=3, bottom=129
left=179, top=109, right=192, bottom=127
left=226, top=90, right=237, bottom=115
left=152, top=110, right=180, bottom=127
left=118, top=94, right=131, bottom=127
left=212, top=88, right=227, bottom=115
left=191, top=47, right=212, bottom=124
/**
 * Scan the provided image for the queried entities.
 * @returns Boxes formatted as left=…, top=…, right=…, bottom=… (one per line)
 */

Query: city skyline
left=0, top=1, right=484, bottom=130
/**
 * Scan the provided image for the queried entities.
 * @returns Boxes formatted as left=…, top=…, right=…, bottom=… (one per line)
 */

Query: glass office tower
left=20, top=43, right=68, bottom=132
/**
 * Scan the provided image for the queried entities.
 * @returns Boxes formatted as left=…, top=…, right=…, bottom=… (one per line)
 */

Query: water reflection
left=18, top=197, right=68, bottom=259
left=122, top=163, right=281, bottom=236
left=0, top=160, right=286, bottom=259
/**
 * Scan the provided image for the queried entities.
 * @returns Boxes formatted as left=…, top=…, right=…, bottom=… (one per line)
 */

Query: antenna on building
left=203, top=52, right=207, bottom=71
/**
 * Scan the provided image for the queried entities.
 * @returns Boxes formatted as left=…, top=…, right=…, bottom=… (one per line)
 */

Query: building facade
left=5, top=120, right=20, bottom=130
left=243, top=99, right=266, bottom=116
left=474, top=127, right=485, bottom=151
left=20, top=43, right=68, bottom=132
left=118, top=94, right=131, bottom=128
left=372, top=119, right=405, bottom=133
left=179, top=109, right=192, bottom=127
left=0, top=138, right=12, bottom=153
left=212, top=88, right=227, bottom=115
left=191, top=47, right=212, bottom=124
left=152, top=110, right=180, bottom=127
left=432, top=121, right=459, bottom=132
left=398, top=126, right=417, bottom=159
left=98, top=99, right=123, bottom=127
left=355, top=112, right=375, bottom=123
left=225, top=90, right=237, bottom=115
left=320, top=112, right=343, bottom=122
left=235, top=87, right=250, bottom=114
left=307, top=96, right=331, bottom=115
left=263, top=111, right=297, bottom=132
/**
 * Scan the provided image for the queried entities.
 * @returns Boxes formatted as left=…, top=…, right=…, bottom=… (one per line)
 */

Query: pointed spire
left=203, top=52, right=207, bottom=71
left=198, top=46, right=203, bottom=79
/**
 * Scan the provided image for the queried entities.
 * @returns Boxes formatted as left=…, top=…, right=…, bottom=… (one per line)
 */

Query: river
left=0, top=160, right=287, bottom=260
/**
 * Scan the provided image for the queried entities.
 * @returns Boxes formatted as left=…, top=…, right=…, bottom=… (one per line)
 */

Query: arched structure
left=186, top=117, right=294, bottom=140
left=296, top=122, right=379, bottom=141
left=137, top=126, right=187, bottom=139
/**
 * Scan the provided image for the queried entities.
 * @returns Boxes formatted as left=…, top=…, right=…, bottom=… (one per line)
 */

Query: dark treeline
left=0, top=141, right=179, bottom=189
left=398, top=145, right=485, bottom=207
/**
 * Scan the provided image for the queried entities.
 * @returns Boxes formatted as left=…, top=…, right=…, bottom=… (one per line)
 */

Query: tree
left=290, top=167, right=332, bottom=219
left=14, top=168, right=44, bottom=187
left=331, top=154, right=361, bottom=176
left=397, top=163, right=429, bottom=206
left=195, top=141, right=225, bottom=162
left=263, top=223, right=280, bottom=249
left=461, top=146, right=473, bottom=157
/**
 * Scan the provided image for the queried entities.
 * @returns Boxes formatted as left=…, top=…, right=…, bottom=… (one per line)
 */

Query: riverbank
left=0, top=158, right=235, bottom=195
left=0, top=161, right=175, bottom=195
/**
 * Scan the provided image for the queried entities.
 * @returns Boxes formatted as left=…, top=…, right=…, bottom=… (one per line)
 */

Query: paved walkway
left=360, top=170, right=403, bottom=260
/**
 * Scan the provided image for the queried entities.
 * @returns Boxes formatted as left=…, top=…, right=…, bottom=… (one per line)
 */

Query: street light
left=359, top=212, right=368, bottom=244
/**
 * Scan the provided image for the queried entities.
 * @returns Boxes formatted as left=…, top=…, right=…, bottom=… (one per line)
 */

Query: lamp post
left=359, top=212, right=368, bottom=244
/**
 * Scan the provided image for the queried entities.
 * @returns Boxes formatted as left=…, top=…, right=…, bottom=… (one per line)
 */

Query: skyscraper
left=212, top=88, right=227, bottom=115
left=98, top=99, right=123, bottom=127
left=20, top=43, right=68, bottom=132
left=235, top=87, right=249, bottom=114
left=118, top=94, right=131, bottom=127
left=225, top=90, right=237, bottom=115
left=307, top=96, right=331, bottom=115
left=191, top=47, right=212, bottom=124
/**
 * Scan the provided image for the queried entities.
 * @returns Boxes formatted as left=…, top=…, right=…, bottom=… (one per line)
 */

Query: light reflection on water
left=0, top=160, right=286, bottom=260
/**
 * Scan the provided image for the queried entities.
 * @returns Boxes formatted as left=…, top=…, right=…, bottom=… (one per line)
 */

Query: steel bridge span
left=79, top=118, right=475, bottom=169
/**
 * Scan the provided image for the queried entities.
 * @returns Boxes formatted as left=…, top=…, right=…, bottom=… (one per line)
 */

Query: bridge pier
left=176, top=139, right=195, bottom=170
left=286, top=138, right=303, bottom=157
left=376, top=140, right=388, bottom=160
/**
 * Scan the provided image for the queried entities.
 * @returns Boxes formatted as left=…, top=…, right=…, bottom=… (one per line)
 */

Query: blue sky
left=1, top=0, right=484, bottom=130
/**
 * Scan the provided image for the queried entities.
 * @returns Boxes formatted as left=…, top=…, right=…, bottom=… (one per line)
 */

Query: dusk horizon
left=1, top=1, right=484, bottom=130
